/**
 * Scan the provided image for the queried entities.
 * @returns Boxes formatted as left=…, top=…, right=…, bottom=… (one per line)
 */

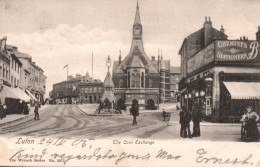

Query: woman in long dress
left=242, top=106, right=260, bottom=141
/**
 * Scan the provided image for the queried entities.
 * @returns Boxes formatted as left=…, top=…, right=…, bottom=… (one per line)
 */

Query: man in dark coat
left=34, top=103, right=40, bottom=120
left=0, top=104, right=6, bottom=120
left=131, top=104, right=139, bottom=126
left=179, top=108, right=187, bottom=138
left=185, top=110, right=192, bottom=138
left=192, top=104, right=202, bottom=137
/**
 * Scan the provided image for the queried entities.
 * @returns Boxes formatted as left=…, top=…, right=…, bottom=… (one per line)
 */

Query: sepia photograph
left=0, top=0, right=260, bottom=166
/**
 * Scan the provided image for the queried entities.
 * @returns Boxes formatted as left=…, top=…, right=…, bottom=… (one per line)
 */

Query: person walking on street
left=191, top=103, right=202, bottom=137
left=34, top=103, right=40, bottom=120
left=185, top=110, right=192, bottom=138
left=179, top=107, right=187, bottom=138
left=131, top=101, right=139, bottom=126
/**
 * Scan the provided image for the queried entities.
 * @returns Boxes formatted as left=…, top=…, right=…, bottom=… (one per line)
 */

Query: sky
left=0, top=0, right=260, bottom=97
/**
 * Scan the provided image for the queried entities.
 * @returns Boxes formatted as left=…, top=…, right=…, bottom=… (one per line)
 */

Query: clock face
left=134, top=28, right=141, bottom=35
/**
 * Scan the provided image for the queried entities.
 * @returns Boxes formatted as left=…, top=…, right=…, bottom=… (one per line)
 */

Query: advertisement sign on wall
left=187, top=43, right=215, bottom=74
left=215, top=40, right=260, bottom=61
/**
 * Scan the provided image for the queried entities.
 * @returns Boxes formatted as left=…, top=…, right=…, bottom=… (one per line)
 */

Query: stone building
left=112, top=3, right=171, bottom=110
left=179, top=17, right=260, bottom=122
left=52, top=73, right=103, bottom=104
left=7, top=45, right=46, bottom=103
left=0, top=37, right=10, bottom=85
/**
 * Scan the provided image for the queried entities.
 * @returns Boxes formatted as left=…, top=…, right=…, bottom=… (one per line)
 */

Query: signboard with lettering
left=187, top=43, right=215, bottom=74
left=215, top=40, right=260, bottom=62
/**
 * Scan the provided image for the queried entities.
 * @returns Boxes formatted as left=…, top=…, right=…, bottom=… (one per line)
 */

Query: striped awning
left=224, top=82, right=260, bottom=99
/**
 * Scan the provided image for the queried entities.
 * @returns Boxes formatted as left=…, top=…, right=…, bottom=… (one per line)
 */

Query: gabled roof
left=129, top=55, right=144, bottom=68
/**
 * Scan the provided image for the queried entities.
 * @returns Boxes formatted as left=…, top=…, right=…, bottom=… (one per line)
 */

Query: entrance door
left=146, top=99, right=155, bottom=110
left=89, top=96, right=92, bottom=104
left=205, top=98, right=212, bottom=115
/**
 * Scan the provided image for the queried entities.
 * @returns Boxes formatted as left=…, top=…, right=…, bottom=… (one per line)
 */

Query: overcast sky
left=0, top=0, right=259, bottom=96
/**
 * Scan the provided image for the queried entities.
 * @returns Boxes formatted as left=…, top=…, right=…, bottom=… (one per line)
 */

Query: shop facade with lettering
left=182, top=40, right=260, bottom=122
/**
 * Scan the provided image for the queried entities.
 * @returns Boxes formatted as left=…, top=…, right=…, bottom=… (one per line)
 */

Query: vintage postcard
left=0, top=0, right=260, bottom=166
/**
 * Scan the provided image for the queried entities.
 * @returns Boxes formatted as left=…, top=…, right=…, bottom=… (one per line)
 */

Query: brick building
left=179, top=17, right=260, bottom=122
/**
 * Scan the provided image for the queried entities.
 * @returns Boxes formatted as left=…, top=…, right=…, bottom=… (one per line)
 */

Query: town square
left=0, top=0, right=260, bottom=144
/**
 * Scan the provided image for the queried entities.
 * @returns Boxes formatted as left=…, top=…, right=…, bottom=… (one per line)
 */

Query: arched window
left=128, top=72, right=130, bottom=88
left=149, top=78, right=152, bottom=88
left=141, top=72, right=144, bottom=88
left=131, top=73, right=135, bottom=87
left=136, top=73, right=140, bottom=88
left=119, top=79, right=123, bottom=88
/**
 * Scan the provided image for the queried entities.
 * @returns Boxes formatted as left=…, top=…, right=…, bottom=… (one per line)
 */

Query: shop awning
left=224, top=82, right=260, bottom=99
left=15, top=88, right=31, bottom=102
left=25, top=89, right=38, bottom=101
left=0, top=86, right=31, bottom=103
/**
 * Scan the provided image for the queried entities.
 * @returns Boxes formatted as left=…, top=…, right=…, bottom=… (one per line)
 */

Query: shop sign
left=187, top=43, right=215, bottom=74
left=216, top=40, right=260, bottom=61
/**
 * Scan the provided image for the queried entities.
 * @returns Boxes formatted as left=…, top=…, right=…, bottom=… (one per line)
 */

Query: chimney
left=256, top=26, right=260, bottom=41
left=220, top=25, right=225, bottom=34
left=1, top=36, right=7, bottom=51
left=119, top=50, right=121, bottom=65
left=204, top=16, right=212, bottom=46
left=151, top=56, right=155, bottom=61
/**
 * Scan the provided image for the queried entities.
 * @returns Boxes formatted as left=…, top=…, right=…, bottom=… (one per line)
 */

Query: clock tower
left=133, top=2, right=142, bottom=40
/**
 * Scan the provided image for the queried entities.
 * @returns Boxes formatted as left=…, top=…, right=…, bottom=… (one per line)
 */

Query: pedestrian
left=185, top=110, right=192, bottom=138
left=163, top=108, right=166, bottom=121
left=131, top=103, right=139, bottom=126
left=34, top=103, right=40, bottom=120
left=179, top=107, right=187, bottom=138
left=0, top=103, right=6, bottom=120
left=22, top=101, right=29, bottom=115
left=244, top=106, right=259, bottom=141
left=191, top=104, right=202, bottom=137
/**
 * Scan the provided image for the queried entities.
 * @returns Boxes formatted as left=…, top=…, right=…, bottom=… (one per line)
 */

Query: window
left=131, top=73, right=135, bottom=87
left=141, top=72, right=144, bottom=88
left=149, top=78, right=152, bottom=88
left=119, top=79, right=123, bottom=88
left=128, top=72, right=130, bottom=88
left=136, top=73, right=140, bottom=88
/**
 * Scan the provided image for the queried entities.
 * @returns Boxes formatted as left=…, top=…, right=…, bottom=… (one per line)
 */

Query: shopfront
left=180, top=40, right=260, bottom=122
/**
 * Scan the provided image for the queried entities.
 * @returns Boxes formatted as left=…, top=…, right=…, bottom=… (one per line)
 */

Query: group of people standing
left=179, top=104, right=202, bottom=138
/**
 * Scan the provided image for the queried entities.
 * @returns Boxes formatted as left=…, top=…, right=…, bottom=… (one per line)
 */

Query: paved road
left=0, top=104, right=252, bottom=142
left=0, top=105, right=168, bottom=139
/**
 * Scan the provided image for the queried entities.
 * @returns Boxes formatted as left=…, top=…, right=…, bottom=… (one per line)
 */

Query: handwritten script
left=6, top=137, right=255, bottom=166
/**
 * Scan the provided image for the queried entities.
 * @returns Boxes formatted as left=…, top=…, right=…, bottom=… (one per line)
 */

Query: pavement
left=0, top=105, right=47, bottom=126
left=0, top=103, right=259, bottom=141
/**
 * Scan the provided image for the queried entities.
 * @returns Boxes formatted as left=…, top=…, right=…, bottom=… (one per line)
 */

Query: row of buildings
left=179, top=17, right=260, bottom=122
left=50, top=3, right=180, bottom=108
left=0, top=36, right=46, bottom=105
left=50, top=73, right=103, bottom=104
